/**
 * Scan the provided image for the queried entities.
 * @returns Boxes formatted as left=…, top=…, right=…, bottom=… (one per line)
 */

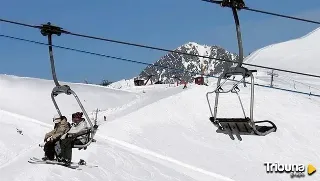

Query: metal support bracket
left=52, top=85, right=72, bottom=96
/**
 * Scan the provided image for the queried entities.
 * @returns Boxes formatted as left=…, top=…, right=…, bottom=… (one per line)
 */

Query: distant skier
left=182, top=81, right=187, bottom=89
left=42, top=114, right=70, bottom=161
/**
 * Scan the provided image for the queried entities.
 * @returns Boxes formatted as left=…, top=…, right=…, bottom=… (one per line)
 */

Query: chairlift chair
left=205, top=0, right=277, bottom=140
left=40, top=22, right=98, bottom=148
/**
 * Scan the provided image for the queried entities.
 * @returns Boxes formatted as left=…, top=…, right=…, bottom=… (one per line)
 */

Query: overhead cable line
left=0, top=18, right=37, bottom=28
left=0, top=34, right=201, bottom=76
left=201, top=0, right=320, bottom=25
left=1, top=33, right=320, bottom=98
left=245, top=8, right=320, bottom=25
left=0, top=17, right=320, bottom=79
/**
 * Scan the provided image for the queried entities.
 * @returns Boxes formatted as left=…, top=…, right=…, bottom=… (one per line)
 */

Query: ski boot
left=78, top=159, right=86, bottom=166
left=41, top=156, right=49, bottom=161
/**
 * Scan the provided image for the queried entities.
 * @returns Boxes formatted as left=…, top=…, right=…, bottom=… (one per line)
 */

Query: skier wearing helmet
left=42, top=114, right=70, bottom=161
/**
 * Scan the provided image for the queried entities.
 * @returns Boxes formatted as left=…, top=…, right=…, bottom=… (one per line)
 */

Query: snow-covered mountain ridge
left=139, top=42, right=239, bottom=83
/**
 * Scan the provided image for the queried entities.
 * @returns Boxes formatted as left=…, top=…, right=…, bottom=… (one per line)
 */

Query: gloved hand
left=67, top=133, right=76, bottom=138
left=44, top=136, right=49, bottom=142
left=46, top=136, right=53, bottom=142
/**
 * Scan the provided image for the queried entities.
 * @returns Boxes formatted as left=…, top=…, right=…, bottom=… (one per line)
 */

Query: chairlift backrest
left=68, top=118, right=90, bottom=145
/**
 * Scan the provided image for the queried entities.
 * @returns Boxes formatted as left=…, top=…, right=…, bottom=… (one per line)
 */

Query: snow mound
left=244, top=27, right=320, bottom=76
left=243, top=27, right=320, bottom=94
left=107, top=78, right=136, bottom=90
left=0, top=74, right=139, bottom=123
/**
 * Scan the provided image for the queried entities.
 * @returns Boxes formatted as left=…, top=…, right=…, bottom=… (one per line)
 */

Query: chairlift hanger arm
left=40, top=22, right=65, bottom=87
left=231, top=6, right=244, bottom=67
left=202, top=0, right=245, bottom=67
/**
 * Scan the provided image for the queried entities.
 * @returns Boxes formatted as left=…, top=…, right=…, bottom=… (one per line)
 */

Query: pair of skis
left=28, top=157, right=98, bottom=170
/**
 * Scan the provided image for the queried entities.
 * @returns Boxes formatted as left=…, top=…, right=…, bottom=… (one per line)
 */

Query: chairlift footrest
left=253, top=120, right=277, bottom=136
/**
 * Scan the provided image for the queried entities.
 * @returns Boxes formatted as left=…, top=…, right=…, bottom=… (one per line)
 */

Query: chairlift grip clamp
left=220, top=0, right=246, bottom=10
left=39, top=22, right=63, bottom=37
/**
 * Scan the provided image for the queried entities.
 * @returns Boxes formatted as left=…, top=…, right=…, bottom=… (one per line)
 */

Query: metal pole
left=231, top=7, right=244, bottom=67
left=271, top=70, right=274, bottom=87
left=46, top=28, right=61, bottom=87
left=51, top=92, right=62, bottom=117
left=250, top=73, right=254, bottom=123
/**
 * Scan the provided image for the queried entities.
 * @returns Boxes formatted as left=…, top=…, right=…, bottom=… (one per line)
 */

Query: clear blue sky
left=0, top=0, right=319, bottom=84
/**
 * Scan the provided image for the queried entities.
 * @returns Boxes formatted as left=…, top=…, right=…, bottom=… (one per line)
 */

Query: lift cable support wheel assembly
left=40, top=22, right=99, bottom=149
left=204, top=0, right=277, bottom=141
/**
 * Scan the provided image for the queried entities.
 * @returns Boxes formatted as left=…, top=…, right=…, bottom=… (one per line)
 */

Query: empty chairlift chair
left=204, top=0, right=277, bottom=140
left=206, top=66, right=277, bottom=140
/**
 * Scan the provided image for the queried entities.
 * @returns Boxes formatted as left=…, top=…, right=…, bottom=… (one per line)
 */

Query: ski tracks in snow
left=0, top=144, right=36, bottom=170
left=97, top=94, right=143, bottom=122
left=0, top=109, right=52, bottom=170
left=0, top=109, right=235, bottom=181
left=97, top=135, right=235, bottom=181
left=97, top=87, right=185, bottom=123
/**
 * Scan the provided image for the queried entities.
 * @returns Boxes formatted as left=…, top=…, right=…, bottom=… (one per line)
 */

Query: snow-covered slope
left=245, top=27, right=320, bottom=75
left=0, top=74, right=139, bottom=123
left=244, top=27, right=320, bottom=91
left=102, top=84, right=320, bottom=181
left=0, top=73, right=319, bottom=181
left=0, top=74, right=197, bottom=181
left=106, top=78, right=136, bottom=90
left=0, top=110, right=197, bottom=181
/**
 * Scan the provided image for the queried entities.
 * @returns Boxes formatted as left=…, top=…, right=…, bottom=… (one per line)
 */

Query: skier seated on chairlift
left=42, top=114, right=70, bottom=161
left=56, top=112, right=89, bottom=164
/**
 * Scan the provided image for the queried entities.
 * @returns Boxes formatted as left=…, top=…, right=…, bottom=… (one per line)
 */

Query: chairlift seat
left=210, top=117, right=254, bottom=135
left=68, top=126, right=98, bottom=147
left=210, top=117, right=277, bottom=137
